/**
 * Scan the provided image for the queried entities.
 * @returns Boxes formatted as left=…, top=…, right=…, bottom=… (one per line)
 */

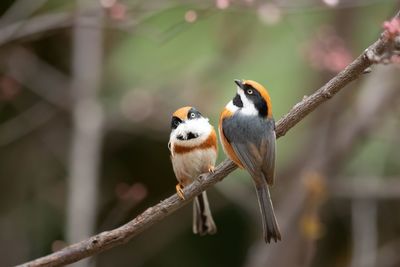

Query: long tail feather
left=255, top=183, right=281, bottom=243
left=193, top=191, right=217, bottom=235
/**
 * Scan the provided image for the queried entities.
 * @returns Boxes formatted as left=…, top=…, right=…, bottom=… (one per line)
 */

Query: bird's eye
left=188, top=108, right=201, bottom=119
left=247, top=89, right=253, bottom=95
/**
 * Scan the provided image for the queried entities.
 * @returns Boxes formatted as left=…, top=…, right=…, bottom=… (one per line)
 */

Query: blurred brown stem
left=16, top=9, right=400, bottom=267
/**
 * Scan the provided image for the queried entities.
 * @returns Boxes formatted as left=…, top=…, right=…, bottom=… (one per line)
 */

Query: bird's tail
left=255, top=183, right=281, bottom=243
left=193, top=191, right=217, bottom=235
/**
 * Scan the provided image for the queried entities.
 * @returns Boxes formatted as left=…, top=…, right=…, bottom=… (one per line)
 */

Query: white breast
left=171, top=148, right=217, bottom=185
left=170, top=117, right=212, bottom=147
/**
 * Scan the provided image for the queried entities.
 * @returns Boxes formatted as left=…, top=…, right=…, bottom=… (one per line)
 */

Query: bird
left=168, top=106, right=217, bottom=235
left=219, top=79, right=281, bottom=243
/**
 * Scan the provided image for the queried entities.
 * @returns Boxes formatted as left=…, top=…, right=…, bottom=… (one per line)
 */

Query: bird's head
left=227, top=79, right=273, bottom=118
left=170, top=106, right=212, bottom=144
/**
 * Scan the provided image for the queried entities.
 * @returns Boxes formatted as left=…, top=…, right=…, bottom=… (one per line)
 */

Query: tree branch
left=17, top=11, right=399, bottom=267
left=0, top=12, right=71, bottom=47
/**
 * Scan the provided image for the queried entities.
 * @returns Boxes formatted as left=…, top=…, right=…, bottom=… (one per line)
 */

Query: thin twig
left=5, top=48, right=71, bottom=109
left=17, top=10, right=399, bottom=267
left=0, top=0, right=49, bottom=27
left=0, top=12, right=71, bottom=47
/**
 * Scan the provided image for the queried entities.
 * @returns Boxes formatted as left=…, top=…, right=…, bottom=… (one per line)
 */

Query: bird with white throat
left=169, top=106, right=217, bottom=235
left=219, top=79, right=281, bottom=243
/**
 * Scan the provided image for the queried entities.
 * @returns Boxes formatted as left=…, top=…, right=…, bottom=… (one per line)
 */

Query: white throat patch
left=169, top=117, right=212, bottom=148
left=226, top=100, right=239, bottom=113
left=225, top=86, right=258, bottom=116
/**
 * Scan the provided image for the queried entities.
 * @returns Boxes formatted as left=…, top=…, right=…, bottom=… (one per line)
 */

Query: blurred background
left=1, top=0, right=400, bottom=266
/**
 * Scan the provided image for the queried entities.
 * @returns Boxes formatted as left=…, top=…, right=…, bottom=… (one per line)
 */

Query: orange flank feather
left=219, top=108, right=244, bottom=168
left=172, top=106, right=192, bottom=120
left=173, top=128, right=217, bottom=154
left=243, top=80, right=273, bottom=118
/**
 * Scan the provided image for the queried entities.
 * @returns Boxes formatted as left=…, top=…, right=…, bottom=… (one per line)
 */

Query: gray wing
left=261, top=131, right=276, bottom=185
left=222, top=115, right=276, bottom=185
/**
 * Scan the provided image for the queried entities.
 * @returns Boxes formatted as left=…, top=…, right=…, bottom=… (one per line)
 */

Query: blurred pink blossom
left=383, top=18, right=400, bottom=40
left=0, top=75, right=20, bottom=101
left=106, top=1, right=127, bottom=21
left=129, top=183, right=148, bottom=202
left=302, top=26, right=353, bottom=72
left=216, top=0, right=230, bottom=9
left=322, top=0, right=339, bottom=7
left=257, top=3, right=282, bottom=25
left=184, top=10, right=197, bottom=23
left=100, top=0, right=117, bottom=8
left=390, top=55, right=400, bottom=64
left=115, top=182, right=148, bottom=202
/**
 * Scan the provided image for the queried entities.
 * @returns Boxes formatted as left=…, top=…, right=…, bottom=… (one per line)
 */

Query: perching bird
left=168, top=106, right=217, bottom=235
left=219, top=79, right=281, bottom=243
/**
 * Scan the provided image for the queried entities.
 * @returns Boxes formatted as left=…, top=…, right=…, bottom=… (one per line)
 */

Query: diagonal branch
left=0, top=12, right=71, bottom=47
left=17, top=10, right=399, bottom=267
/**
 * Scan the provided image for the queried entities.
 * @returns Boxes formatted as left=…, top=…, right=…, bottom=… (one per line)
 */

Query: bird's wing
left=260, top=131, right=276, bottom=185
left=222, top=115, right=276, bottom=185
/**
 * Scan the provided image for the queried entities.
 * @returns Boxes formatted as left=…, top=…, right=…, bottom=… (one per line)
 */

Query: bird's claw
left=176, top=183, right=185, bottom=200
left=208, top=166, right=215, bottom=173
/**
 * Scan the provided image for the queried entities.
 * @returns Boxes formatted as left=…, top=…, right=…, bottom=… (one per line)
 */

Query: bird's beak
left=234, top=79, right=244, bottom=89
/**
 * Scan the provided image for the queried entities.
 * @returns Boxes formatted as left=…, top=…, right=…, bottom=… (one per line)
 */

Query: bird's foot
left=208, top=166, right=215, bottom=173
left=176, top=183, right=185, bottom=200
